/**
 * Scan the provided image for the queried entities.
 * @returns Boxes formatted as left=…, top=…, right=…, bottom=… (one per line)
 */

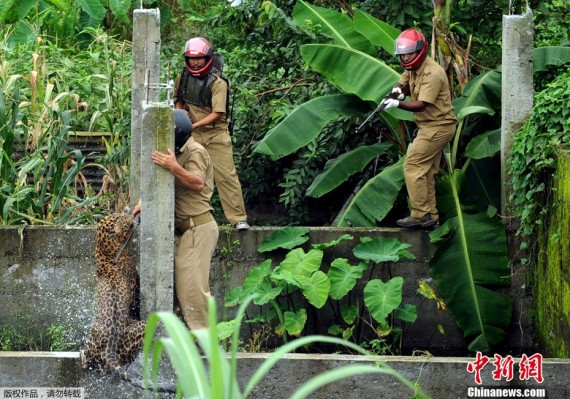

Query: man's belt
left=176, top=211, right=215, bottom=235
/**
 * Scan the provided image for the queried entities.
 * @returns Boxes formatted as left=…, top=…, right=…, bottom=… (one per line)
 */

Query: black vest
left=177, top=67, right=230, bottom=115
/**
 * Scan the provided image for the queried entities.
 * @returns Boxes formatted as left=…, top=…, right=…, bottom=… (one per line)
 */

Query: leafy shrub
left=509, top=67, right=570, bottom=242
left=0, top=28, right=132, bottom=224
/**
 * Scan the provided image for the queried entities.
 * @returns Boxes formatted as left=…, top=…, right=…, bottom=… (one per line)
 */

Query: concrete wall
left=0, top=227, right=532, bottom=354
left=1, top=352, right=568, bottom=399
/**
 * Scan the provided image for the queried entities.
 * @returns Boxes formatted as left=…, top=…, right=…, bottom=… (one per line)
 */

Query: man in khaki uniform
left=173, top=37, right=249, bottom=231
left=135, top=110, right=218, bottom=330
left=382, top=29, right=457, bottom=229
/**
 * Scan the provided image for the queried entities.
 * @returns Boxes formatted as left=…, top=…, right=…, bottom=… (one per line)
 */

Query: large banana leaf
left=336, top=157, right=405, bottom=227
left=353, top=9, right=400, bottom=54
left=300, top=44, right=400, bottom=104
left=253, top=94, right=369, bottom=159
left=453, top=46, right=570, bottom=117
left=306, top=143, right=392, bottom=198
left=452, top=69, right=501, bottom=116
left=292, top=0, right=375, bottom=55
left=77, top=0, right=106, bottom=24
left=465, top=129, right=501, bottom=160
left=430, top=170, right=512, bottom=352
left=533, top=46, right=570, bottom=72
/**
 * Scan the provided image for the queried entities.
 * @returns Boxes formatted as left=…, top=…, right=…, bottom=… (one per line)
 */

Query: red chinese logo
left=466, top=352, right=490, bottom=385
left=519, top=353, right=544, bottom=383
left=467, top=352, right=544, bottom=384
left=492, top=354, right=514, bottom=382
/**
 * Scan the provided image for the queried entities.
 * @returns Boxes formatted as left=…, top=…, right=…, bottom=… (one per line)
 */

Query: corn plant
left=143, top=296, right=430, bottom=399
left=0, top=26, right=134, bottom=223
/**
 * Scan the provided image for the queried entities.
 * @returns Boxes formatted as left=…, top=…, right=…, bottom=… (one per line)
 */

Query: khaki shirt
left=398, top=56, right=457, bottom=127
left=173, top=72, right=229, bottom=135
left=174, top=137, right=214, bottom=226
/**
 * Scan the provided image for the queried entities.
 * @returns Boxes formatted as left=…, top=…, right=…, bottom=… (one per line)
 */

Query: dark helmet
left=394, top=29, right=428, bottom=70
left=183, top=37, right=214, bottom=78
left=174, top=109, right=192, bottom=154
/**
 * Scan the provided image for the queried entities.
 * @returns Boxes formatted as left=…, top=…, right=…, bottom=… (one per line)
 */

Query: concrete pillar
left=139, top=105, right=174, bottom=318
left=501, top=8, right=533, bottom=229
left=130, top=9, right=161, bottom=208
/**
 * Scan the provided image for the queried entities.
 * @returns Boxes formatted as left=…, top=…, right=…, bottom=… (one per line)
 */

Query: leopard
left=81, top=213, right=145, bottom=380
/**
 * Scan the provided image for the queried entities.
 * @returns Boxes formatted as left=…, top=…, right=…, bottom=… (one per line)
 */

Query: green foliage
left=0, top=312, right=73, bottom=351
left=253, top=94, right=370, bottom=160
left=336, top=157, right=406, bottom=227
left=306, top=143, right=393, bottom=198
left=425, top=104, right=512, bottom=352
left=257, top=227, right=310, bottom=252
left=364, top=277, right=404, bottom=325
left=143, top=297, right=429, bottom=399
left=0, top=28, right=132, bottom=224
left=358, top=0, right=432, bottom=31
left=534, top=0, right=570, bottom=48
left=224, top=229, right=418, bottom=353
left=509, top=67, right=570, bottom=239
left=429, top=197, right=512, bottom=352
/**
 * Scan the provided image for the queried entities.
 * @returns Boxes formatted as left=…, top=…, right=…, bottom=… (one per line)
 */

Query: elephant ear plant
left=143, top=296, right=430, bottom=399
left=223, top=227, right=420, bottom=351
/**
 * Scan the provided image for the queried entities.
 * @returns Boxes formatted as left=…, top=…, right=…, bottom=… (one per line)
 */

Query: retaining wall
left=0, top=227, right=532, bottom=354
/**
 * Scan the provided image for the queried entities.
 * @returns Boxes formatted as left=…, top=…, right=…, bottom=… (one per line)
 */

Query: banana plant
left=252, top=1, right=411, bottom=221
left=254, top=0, right=570, bottom=228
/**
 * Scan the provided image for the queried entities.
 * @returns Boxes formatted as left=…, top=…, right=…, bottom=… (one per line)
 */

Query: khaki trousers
left=174, top=220, right=219, bottom=330
left=404, top=124, right=456, bottom=220
left=193, top=130, right=247, bottom=225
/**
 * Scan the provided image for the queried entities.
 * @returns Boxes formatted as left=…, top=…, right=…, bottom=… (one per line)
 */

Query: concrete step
left=0, top=352, right=567, bottom=398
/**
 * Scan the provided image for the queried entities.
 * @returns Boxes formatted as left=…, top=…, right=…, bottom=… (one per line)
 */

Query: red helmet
left=394, top=29, right=428, bottom=70
left=183, top=37, right=214, bottom=78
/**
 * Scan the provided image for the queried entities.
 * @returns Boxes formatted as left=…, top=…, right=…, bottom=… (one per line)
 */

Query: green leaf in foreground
left=284, top=309, right=308, bottom=336
left=258, top=227, right=310, bottom=252
left=364, top=277, right=404, bottom=325
left=327, top=258, right=367, bottom=300
left=353, top=236, right=415, bottom=263
left=310, top=234, right=354, bottom=250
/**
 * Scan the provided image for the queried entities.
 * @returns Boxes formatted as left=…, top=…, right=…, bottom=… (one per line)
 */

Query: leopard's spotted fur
left=81, top=213, right=145, bottom=378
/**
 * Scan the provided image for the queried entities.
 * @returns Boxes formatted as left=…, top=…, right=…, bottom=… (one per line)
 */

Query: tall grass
left=0, top=27, right=132, bottom=225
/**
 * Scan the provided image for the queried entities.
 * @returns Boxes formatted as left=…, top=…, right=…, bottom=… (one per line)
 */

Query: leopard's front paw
left=80, top=349, right=89, bottom=370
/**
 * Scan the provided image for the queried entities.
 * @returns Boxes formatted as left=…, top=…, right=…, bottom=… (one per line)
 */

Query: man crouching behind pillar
left=134, top=109, right=218, bottom=330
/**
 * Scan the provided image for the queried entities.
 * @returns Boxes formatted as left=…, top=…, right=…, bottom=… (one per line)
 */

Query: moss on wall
left=535, top=154, right=570, bottom=357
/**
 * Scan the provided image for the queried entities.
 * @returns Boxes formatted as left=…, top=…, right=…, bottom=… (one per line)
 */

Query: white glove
left=383, top=98, right=399, bottom=110
left=391, top=86, right=405, bottom=101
